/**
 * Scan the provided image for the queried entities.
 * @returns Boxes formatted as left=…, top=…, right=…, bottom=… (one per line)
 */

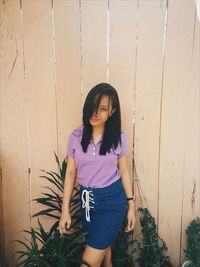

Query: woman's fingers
left=130, top=219, right=135, bottom=230
left=66, top=220, right=71, bottom=230
left=125, top=221, right=132, bottom=232
left=125, top=216, right=135, bottom=232
left=59, top=213, right=72, bottom=235
left=59, top=219, right=71, bottom=235
left=59, top=223, right=66, bottom=235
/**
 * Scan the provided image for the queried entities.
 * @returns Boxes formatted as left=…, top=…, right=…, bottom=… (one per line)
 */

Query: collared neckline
left=90, top=136, right=103, bottom=145
left=80, top=125, right=103, bottom=145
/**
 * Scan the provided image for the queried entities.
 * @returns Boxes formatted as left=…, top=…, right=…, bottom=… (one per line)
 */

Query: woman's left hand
left=125, top=207, right=136, bottom=232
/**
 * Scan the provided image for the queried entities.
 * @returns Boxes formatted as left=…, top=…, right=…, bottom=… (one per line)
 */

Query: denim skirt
left=80, top=178, right=127, bottom=250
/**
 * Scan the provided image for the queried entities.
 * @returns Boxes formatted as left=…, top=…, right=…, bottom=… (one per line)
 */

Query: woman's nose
left=93, top=110, right=99, bottom=116
left=92, top=114, right=98, bottom=119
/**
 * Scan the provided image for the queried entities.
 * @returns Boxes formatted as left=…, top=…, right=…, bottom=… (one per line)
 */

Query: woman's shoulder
left=120, top=129, right=127, bottom=138
left=70, top=125, right=83, bottom=138
left=120, top=129, right=126, bottom=134
left=119, top=130, right=128, bottom=145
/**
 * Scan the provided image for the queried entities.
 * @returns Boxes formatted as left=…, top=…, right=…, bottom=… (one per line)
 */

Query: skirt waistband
left=80, top=178, right=124, bottom=223
left=80, top=178, right=122, bottom=195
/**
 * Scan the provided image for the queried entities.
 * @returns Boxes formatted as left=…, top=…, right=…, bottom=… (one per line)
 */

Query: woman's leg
left=80, top=245, right=107, bottom=267
left=102, top=246, right=112, bottom=267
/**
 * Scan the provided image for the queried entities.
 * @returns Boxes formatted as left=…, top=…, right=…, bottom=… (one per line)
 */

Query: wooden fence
left=0, top=0, right=199, bottom=266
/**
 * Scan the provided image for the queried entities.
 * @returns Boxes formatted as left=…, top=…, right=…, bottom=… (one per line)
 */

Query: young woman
left=59, top=83, right=136, bottom=267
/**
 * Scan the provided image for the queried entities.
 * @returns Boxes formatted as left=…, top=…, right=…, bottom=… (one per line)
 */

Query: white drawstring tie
left=81, top=189, right=95, bottom=222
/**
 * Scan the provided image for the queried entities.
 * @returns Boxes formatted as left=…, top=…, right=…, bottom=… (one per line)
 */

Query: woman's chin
left=90, top=118, right=99, bottom=124
left=89, top=119, right=102, bottom=126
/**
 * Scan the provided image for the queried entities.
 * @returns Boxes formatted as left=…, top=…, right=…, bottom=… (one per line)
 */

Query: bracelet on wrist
left=127, top=196, right=136, bottom=202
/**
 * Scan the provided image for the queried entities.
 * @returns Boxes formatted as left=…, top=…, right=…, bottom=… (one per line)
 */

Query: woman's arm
left=118, top=156, right=134, bottom=197
left=118, top=155, right=136, bottom=231
left=59, top=156, right=77, bottom=234
left=61, top=156, right=77, bottom=213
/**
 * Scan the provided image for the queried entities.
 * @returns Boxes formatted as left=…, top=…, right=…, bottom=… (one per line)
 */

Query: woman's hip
left=80, top=178, right=127, bottom=222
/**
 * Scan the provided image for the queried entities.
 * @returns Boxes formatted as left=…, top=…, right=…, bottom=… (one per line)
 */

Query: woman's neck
left=92, top=125, right=105, bottom=138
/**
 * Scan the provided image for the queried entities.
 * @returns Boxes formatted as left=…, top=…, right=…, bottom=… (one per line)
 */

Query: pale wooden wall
left=0, top=1, right=199, bottom=266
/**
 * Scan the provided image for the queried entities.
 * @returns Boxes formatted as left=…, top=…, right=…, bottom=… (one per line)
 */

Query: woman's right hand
left=59, top=210, right=71, bottom=235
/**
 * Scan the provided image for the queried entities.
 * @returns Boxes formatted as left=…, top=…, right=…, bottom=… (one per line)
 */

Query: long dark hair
left=81, top=83, right=122, bottom=155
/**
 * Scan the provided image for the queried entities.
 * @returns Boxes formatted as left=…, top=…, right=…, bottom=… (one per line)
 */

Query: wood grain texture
left=0, top=0, right=30, bottom=266
left=81, top=0, right=108, bottom=100
left=159, top=1, right=199, bottom=265
left=22, top=0, right=57, bottom=232
left=108, top=0, right=138, bottom=250
left=53, top=0, right=82, bottom=185
left=0, top=0, right=199, bottom=266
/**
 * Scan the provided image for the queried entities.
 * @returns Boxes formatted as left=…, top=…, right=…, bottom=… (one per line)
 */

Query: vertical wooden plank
left=179, top=6, right=200, bottom=263
left=0, top=171, right=6, bottom=267
left=128, top=0, right=166, bottom=257
left=53, top=0, right=82, bottom=163
left=123, top=0, right=165, bottom=210
left=81, top=0, right=108, bottom=99
left=22, top=0, right=57, bottom=230
left=109, top=1, right=138, bottom=248
left=159, top=1, right=197, bottom=265
left=0, top=0, right=30, bottom=266
left=109, top=0, right=137, bottom=173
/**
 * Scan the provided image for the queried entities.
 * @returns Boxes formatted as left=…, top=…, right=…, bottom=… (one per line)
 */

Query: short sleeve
left=118, top=132, right=128, bottom=158
left=66, top=133, right=75, bottom=159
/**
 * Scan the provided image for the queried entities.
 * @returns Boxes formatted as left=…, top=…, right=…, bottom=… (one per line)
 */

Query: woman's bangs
left=90, top=93, right=102, bottom=116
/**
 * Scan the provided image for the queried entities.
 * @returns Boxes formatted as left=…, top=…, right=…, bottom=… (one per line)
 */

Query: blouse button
left=93, top=147, right=95, bottom=150
left=92, top=152, right=95, bottom=155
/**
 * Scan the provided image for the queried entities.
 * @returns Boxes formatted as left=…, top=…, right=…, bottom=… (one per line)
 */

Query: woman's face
left=89, top=95, right=115, bottom=127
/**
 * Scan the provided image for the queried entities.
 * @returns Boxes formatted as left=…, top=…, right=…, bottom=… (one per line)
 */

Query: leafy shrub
left=184, top=217, right=200, bottom=267
left=137, top=207, right=171, bottom=267
left=14, top=153, right=90, bottom=266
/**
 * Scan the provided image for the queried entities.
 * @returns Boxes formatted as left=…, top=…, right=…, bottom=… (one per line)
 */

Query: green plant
left=14, top=152, right=90, bottom=266
left=111, top=208, right=139, bottom=267
left=14, top=218, right=90, bottom=267
left=32, top=152, right=69, bottom=220
left=184, top=217, right=200, bottom=267
left=137, top=207, right=171, bottom=267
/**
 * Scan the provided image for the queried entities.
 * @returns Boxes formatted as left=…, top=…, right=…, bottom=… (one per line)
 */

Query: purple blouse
left=66, top=125, right=128, bottom=188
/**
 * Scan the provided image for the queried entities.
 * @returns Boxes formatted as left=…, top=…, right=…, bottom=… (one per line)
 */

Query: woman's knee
left=104, top=246, right=112, bottom=258
left=102, top=247, right=112, bottom=267
left=81, top=245, right=107, bottom=267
